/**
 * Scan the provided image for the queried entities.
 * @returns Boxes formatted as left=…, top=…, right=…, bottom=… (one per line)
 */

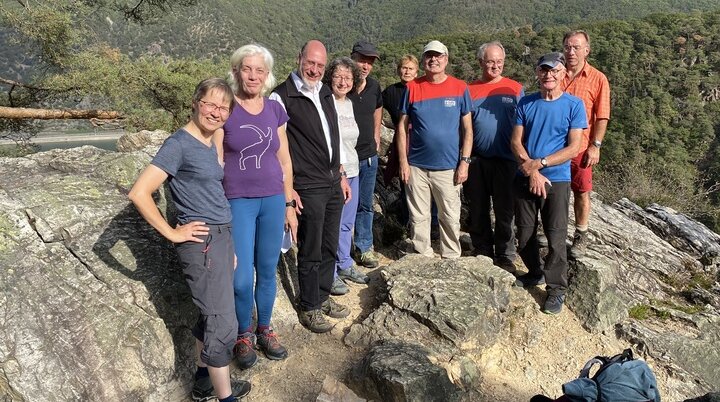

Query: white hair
left=228, top=44, right=276, bottom=96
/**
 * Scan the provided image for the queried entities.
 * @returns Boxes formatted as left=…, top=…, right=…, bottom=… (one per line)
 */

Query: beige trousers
left=406, top=165, right=462, bottom=258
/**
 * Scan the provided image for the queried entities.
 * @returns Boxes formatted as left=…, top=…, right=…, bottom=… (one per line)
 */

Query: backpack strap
left=585, top=349, right=634, bottom=401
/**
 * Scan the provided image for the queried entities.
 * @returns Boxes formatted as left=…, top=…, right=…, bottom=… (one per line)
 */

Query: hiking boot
left=321, top=297, right=350, bottom=318
left=358, top=250, right=379, bottom=268
left=514, top=273, right=546, bottom=287
left=338, top=265, right=369, bottom=284
left=569, top=230, right=589, bottom=259
left=191, top=375, right=214, bottom=402
left=331, top=276, right=349, bottom=295
left=543, top=294, right=565, bottom=315
left=230, top=379, right=252, bottom=399
left=494, top=257, right=517, bottom=274
left=299, top=309, right=334, bottom=333
left=233, top=332, right=258, bottom=370
left=256, top=328, right=288, bottom=360
left=191, top=376, right=252, bottom=401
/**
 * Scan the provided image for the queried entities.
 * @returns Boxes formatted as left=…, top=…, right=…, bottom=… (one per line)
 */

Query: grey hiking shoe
left=230, top=379, right=252, bottom=399
left=358, top=250, right=379, bottom=268
left=338, top=265, right=369, bottom=284
left=331, top=276, right=349, bottom=295
left=256, top=328, right=288, bottom=360
left=514, top=273, right=546, bottom=287
left=543, top=294, right=565, bottom=315
left=299, top=309, right=333, bottom=333
left=569, top=230, right=589, bottom=259
left=233, top=332, right=258, bottom=370
left=191, top=375, right=214, bottom=402
left=321, top=297, right=350, bottom=318
left=192, top=376, right=252, bottom=401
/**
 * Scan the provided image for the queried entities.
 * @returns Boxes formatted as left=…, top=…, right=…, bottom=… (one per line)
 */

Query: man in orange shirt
left=561, top=30, right=611, bottom=258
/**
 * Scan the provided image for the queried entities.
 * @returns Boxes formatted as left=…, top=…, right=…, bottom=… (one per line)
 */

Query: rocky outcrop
left=115, top=129, right=169, bottom=153
left=564, top=194, right=720, bottom=392
left=1, top=140, right=719, bottom=401
left=0, top=146, right=193, bottom=400
left=354, top=341, right=460, bottom=402
left=614, top=199, right=720, bottom=267
left=346, top=255, right=515, bottom=354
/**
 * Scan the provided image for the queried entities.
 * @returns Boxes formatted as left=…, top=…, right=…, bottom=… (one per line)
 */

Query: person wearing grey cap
left=510, top=52, right=587, bottom=314
left=396, top=40, right=473, bottom=259
left=349, top=40, right=383, bottom=269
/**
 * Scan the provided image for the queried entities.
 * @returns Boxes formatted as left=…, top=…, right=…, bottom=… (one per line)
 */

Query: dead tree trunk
left=0, top=106, right=121, bottom=120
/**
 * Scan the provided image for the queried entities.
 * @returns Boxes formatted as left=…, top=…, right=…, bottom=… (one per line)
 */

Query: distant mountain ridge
left=3, top=0, right=719, bottom=80
left=77, top=0, right=720, bottom=61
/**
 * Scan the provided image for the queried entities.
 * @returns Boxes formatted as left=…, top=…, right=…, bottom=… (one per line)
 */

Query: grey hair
left=228, top=44, right=277, bottom=96
left=476, top=41, right=506, bottom=61
left=322, top=57, right=362, bottom=95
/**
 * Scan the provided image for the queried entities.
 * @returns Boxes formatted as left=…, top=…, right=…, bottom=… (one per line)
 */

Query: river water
left=37, top=138, right=118, bottom=151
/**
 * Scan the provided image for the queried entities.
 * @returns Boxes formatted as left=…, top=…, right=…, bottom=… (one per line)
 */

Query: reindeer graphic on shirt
left=238, top=124, right=273, bottom=170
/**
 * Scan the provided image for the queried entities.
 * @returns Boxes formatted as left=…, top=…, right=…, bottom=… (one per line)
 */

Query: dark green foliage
left=3, top=1, right=720, bottom=230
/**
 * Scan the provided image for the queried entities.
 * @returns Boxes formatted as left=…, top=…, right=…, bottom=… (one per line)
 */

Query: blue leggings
left=229, top=194, right=285, bottom=332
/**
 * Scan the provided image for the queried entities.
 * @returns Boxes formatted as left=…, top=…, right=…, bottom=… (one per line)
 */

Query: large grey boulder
left=346, top=255, right=515, bottom=353
left=345, top=255, right=515, bottom=397
left=566, top=195, right=719, bottom=393
left=614, top=199, right=720, bottom=267
left=115, top=129, right=169, bottom=153
left=355, top=340, right=460, bottom=402
left=0, top=146, right=196, bottom=400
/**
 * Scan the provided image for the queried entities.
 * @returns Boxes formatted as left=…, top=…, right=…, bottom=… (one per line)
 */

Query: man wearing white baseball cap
left=396, top=40, right=473, bottom=259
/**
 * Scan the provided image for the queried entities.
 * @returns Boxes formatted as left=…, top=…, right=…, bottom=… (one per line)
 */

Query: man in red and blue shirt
left=465, top=41, right=524, bottom=272
left=397, top=40, right=473, bottom=259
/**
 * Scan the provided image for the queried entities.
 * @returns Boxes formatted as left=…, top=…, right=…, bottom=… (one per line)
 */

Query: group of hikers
left=128, top=30, right=610, bottom=401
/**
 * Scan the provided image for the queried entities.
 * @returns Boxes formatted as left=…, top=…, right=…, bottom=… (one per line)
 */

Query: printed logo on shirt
left=444, top=99, right=457, bottom=108
left=502, top=96, right=515, bottom=104
left=238, top=125, right=273, bottom=170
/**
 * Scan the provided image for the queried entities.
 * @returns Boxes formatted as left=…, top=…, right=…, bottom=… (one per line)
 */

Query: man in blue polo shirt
left=511, top=52, right=586, bottom=314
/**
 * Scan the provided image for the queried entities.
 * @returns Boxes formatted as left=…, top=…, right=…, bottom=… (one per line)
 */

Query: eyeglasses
left=563, top=45, right=586, bottom=53
left=538, top=67, right=564, bottom=77
left=332, top=75, right=353, bottom=83
left=483, top=59, right=504, bottom=67
left=425, top=53, right=447, bottom=60
left=198, top=99, right=230, bottom=115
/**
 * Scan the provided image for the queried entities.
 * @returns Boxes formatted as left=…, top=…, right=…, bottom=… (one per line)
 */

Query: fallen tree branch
left=0, top=106, right=121, bottom=120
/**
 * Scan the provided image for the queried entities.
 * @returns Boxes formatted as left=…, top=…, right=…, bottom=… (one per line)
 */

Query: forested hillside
left=2, top=1, right=720, bottom=229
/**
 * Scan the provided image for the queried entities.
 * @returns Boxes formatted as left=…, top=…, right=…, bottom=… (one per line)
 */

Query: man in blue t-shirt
left=510, top=52, right=587, bottom=315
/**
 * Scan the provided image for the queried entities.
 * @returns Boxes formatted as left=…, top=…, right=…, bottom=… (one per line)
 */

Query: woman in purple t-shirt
left=213, top=44, right=296, bottom=369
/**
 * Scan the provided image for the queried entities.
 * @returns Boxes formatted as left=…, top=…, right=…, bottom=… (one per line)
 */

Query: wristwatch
left=460, top=156, right=473, bottom=164
left=540, top=158, right=548, bottom=168
left=593, top=140, right=602, bottom=148
left=285, top=200, right=297, bottom=208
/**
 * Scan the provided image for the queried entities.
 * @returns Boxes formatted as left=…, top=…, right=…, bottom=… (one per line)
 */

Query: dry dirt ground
left=208, top=245, right=687, bottom=402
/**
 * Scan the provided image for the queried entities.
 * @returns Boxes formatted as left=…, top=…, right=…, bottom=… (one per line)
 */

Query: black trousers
left=296, top=184, right=344, bottom=311
left=513, top=178, right=570, bottom=296
left=463, top=157, right=518, bottom=260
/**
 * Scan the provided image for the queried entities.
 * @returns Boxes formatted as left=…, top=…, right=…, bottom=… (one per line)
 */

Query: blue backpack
left=562, top=349, right=661, bottom=402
